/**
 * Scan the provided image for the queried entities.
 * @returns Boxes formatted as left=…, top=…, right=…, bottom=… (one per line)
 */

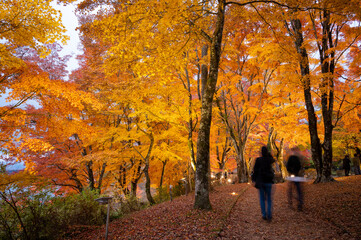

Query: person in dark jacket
left=252, top=146, right=275, bottom=221
left=342, top=155, right=351, bottom=176
left=286, top=148, right=303, bottom=211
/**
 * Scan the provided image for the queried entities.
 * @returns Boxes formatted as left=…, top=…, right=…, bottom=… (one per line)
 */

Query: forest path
left=219, top=183, right=350, bottom=240
left=67, top=176, right=361, bottom=240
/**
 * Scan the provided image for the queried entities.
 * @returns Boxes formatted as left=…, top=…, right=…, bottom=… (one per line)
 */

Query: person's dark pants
left=288, top=181, right=303, bottom=210
left=259, top=183, right=273, bottom=219
left=345, top=168, right=350, bottom=176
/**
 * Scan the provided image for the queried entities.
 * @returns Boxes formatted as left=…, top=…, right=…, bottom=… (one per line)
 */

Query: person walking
left=252, top=146, right=275, bottom=221
left=286, top=148, right=304, bottom=211
left=353, top=148, right=361, bottom=175
left=342, top=155, right=351, bottom=176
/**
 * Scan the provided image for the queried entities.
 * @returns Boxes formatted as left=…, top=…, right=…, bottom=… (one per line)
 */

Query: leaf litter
left=66, top=175, right=361, bottom=240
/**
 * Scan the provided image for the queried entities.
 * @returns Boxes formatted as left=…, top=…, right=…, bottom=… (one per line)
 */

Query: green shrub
left=0, top=185, right=64, bottom=240
left=114, top=194, right=146, bottom=217
left=153, top=186, right=170, bottom=203
left=53, top=188, right=105, bottom=226
left=172, top=182, right=186, bottom=197
left=0, top=186, right=106, bottom=240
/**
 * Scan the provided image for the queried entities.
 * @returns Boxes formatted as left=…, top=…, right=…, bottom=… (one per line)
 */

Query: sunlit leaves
left=0, top=0, right=67, bottom=70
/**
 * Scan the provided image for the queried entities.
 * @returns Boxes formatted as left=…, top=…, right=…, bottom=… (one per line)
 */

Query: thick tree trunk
left=290, top=18, right=323, bottom=182
left=194, top=0, right=225, bottom=210
left=318, top=9, right=335, bottom=182
left=201, top=45, right=208, bottom=99
left=235, top=145, right=248, bottom=183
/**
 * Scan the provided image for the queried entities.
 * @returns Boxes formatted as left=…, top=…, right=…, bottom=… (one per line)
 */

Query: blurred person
left=252, top=146, right=275, bottom=221
left=353, top=148, right=361, bottom=175
left=342, top=155, right=351, bottom=176
left=286, top=147, right=304, bottom=211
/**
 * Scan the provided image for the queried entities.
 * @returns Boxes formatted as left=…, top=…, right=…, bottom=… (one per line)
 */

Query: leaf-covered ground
left=66, top=175, right=361, bottom=240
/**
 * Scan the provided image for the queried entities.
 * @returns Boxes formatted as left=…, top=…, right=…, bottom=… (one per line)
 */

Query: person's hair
left=261, top=146, right=275, bottom=164
left=261, top=146, right=269, bottom=158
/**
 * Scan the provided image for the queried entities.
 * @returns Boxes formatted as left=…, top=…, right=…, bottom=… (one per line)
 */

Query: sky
left=54, top=1, right=82, bottom=73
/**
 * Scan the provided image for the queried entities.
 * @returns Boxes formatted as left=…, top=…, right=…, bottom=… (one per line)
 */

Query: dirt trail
left=219, top=183, right=352, bottom=240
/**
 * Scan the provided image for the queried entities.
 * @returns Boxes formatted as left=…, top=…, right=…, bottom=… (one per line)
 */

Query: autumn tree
left=235, top=0, right=361, bottom=183
left=0, top=38, right=104, bottom=194
left=73, top=0, right=314, bottom=209
left=0, top=0, right=99, bottom=183
left=0, top=0, right=68, bottom=117
left=73, top=0, right=215, bottom=208
left=283, top=1, right=361, bottom=182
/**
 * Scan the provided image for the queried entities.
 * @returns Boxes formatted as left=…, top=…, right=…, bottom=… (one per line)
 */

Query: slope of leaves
left=65, top=184, right=249, bottom=239
left=66, top=176, right=361, bottom=240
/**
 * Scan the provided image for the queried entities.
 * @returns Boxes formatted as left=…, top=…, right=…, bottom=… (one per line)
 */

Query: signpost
left=95, top=197, right=113, bottom=240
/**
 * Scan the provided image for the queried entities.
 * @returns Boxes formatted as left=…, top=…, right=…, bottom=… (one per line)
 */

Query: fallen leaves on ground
left=65, top=175, right=361, bottom=240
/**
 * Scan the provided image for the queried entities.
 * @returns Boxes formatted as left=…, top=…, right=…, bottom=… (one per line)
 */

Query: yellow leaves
left=247, top=82, right=264, bottom=93
left=90, top=0, right=205, bottom=77
left=0, top=170, right=38, bottom=191
left=0, top=0, right=67, bottom=70
left=242, top=105, right=260, bottom=116
left=7, top=64, right=103, bottom=114
left=20, top=138, right=54, bottom=153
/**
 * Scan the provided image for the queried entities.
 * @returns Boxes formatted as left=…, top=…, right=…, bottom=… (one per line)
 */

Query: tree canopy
left=1, top=0, right=361, bottom=210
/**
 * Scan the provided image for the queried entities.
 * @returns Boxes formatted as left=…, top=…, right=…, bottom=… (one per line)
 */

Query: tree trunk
left=70, top=169, right=84, bottom=193
left=194, top=0, right=225, bottom=210
left=290, top=17, right=323, bottom=182
left=97, top=162, right=107, bottom=193
left=268, top=128, right=286, bottom=179
left=236, top=145, right=248, bottom=183
left=144, top=163, right=155, bottom=205
left=116, top=164, right=130, bottom=195
left=201, top=45, right=208, bottom=99
left=131, top=163, right=142, bottom=197
left=318, top=9, right=335, bottom=182
left=159, top=160, right=167, bottom=188
left=216, top=128, right=229, bottom=170
left=277, top=139, right=287, bottom=179
left=186, top=67, right=197, bottom=172
left=144, top=134, right=155, bottom=205
left=131, top=180, right=138, bottom=197
left=85, top=160, right=95, bottom=191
